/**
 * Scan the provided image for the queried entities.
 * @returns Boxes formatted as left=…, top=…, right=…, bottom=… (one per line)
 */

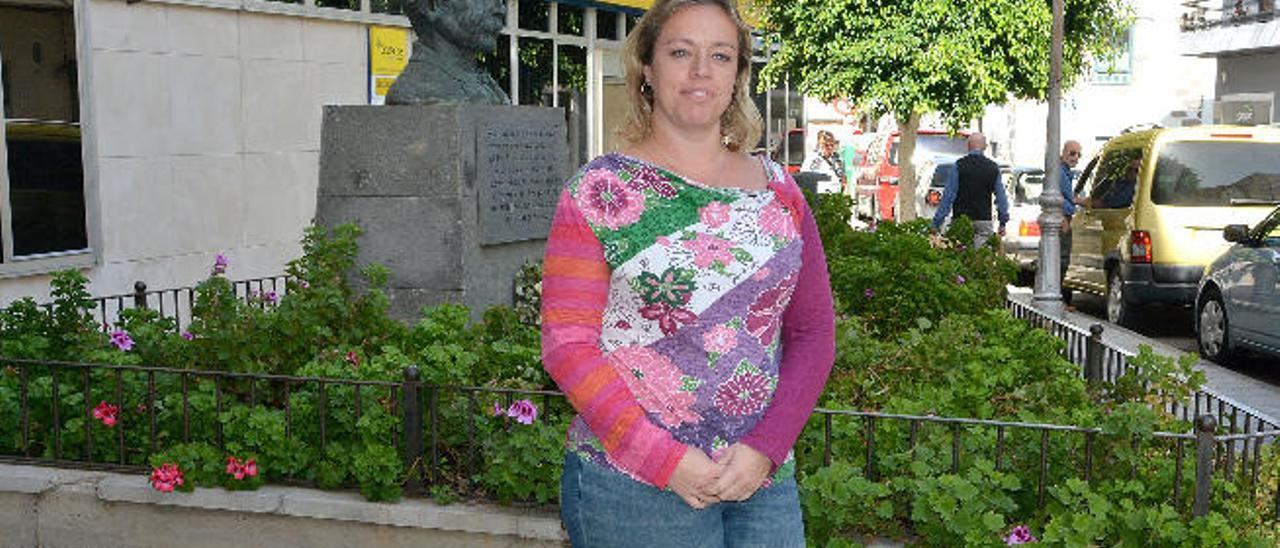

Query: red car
left=854, top=129, right=970, bottom=221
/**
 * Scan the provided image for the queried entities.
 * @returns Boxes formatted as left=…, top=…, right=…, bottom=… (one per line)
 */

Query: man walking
left=931, top=132, right=1009, bottom=249
left=1058, top=140, right=1082, bottom=307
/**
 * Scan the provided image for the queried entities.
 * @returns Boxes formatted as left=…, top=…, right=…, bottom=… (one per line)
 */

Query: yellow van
left=1064, top=125, right=1280, bottom=326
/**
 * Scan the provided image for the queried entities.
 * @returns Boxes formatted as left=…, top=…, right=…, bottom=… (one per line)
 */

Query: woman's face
left=642, top=4, right=740, bottom=137
left=820, top=136, right=836, bottom=156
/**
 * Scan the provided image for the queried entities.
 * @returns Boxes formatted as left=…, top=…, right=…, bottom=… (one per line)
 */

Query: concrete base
left=316, top=105, right=567, bottom=322
left=0, top=463, right=566, bottom=548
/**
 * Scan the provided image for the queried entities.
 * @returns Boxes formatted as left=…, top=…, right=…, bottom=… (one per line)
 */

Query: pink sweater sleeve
left=540, top=189, right=688, bottom=488
left=739, top=179, right=837, bottom=467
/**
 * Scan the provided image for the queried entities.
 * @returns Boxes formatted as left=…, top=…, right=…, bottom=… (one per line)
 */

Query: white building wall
left=0, top=1, right=372, bottom=303
left=986, top=0, right=1216, bottom=168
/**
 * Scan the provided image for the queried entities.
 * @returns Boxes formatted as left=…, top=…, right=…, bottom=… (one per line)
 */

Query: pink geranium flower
left=576, top=169, right=646, bottom=229
left=92, top=401, right=120, bottom=427
left=682, top=232, right=736, bottom=268
left=150, top=463, right=184, bottom=492
left=506, top=399, right=539, bottom=425
left=1003, top=525, right=1037, bottom=545
left=263, top=291, right=279, bottom=304
left=180, top=330, right=195, bottom=341
left=702, top=325, right=738, bottom=354
left=226, top=456, right=259, bottom=480
left=699, top=201, right=732, bottom=229
left=213, top=253, right=229, bottom=275
left=345, top=351, right=360, bottom=369
left=110, top=330, right=134, bottom=351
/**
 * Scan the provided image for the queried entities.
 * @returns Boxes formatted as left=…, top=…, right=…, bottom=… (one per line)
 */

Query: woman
left=802, top=130, right=847, bottom=194
left=539, top=1, right=836, bottom=546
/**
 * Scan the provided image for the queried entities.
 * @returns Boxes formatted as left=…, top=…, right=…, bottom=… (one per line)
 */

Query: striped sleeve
left=739, top=171, right=837, bottom=468
left=540, top=188, right=688, bottom=488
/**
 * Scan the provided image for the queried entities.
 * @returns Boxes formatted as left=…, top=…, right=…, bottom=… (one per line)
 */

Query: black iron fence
left=2, top=353, right=1276, bottom=520
left=29, top=275, right=291, bottom=333
left=1006, top=297, right=1280, bottom=434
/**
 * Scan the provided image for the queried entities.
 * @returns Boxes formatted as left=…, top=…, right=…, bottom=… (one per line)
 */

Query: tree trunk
left=896, top=113, right=921, bottom=222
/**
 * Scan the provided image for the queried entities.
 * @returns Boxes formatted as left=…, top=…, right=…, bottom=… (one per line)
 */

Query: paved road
left=1068, top=291, right=1280, bottom=387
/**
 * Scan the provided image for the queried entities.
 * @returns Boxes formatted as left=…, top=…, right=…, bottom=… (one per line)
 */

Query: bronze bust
left=387, top=0, right=511, bottom=106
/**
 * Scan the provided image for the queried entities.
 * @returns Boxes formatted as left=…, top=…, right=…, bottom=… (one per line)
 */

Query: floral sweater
left=540, top=152, right=835, bottom=489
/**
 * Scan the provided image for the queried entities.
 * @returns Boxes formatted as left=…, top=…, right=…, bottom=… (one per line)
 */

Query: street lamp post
left=1034, top=0, right=1066, bottom=312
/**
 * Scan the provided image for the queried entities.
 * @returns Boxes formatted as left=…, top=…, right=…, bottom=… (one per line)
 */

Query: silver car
left=1196, top=206, right=1280, bottom=364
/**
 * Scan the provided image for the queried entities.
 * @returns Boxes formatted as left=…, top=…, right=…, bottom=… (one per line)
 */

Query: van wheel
left=1106, top=269, right=1137, bottom=327
left=1197, top=290, right=1234, bottom=364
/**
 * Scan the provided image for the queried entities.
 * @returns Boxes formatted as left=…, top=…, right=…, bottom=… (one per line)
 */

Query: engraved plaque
left=475, top=117, right=567, bottom=245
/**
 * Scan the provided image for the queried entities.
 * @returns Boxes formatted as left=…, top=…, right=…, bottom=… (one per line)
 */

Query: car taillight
left=926, top=189, right=942, bottom=206
left=1129, top=230, right=1152, bottom=263
left=1019, top=220, right=1040, bottom=237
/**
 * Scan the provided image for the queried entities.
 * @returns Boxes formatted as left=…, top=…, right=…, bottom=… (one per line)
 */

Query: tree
left=755, top=0, right=1133, bottom=220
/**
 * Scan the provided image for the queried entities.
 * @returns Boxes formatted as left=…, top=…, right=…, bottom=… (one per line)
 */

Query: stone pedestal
left=316, top=105, right=568, bottom=321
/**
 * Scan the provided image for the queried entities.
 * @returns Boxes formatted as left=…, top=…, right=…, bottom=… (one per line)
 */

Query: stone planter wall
left=0, top=463, right=566, bottom=548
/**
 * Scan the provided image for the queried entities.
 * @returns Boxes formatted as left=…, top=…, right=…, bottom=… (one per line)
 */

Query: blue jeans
left=559, top=452, right=805, bottom=548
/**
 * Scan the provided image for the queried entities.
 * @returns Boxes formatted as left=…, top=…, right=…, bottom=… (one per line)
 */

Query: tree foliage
left=754, top=0, right=1133, bottom=218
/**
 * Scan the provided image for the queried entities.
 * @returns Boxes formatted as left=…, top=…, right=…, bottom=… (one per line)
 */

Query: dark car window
left=1011, top=171, right=1045, bottom=204
left=930, top=163, right=954, bottom=188
left=1088, top=147, right=1143, bottom=206
left=1152, top=141, right=1280, bottom=206
left=889, top=134, right=968, bottom=165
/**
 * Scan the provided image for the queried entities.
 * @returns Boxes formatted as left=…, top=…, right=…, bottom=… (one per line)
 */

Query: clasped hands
left=666, top=442, right=773, bottom=510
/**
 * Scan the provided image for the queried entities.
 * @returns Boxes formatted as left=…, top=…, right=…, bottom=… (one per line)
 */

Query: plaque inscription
left=476, top=120, right=566, bottom=245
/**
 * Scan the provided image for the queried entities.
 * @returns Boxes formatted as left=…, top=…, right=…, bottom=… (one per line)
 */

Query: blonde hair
left=618, top=0, right=762, bottom=152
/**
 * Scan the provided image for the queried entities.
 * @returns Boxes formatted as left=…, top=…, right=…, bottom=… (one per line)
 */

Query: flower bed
left=1, top=207, right=1278, bottom=545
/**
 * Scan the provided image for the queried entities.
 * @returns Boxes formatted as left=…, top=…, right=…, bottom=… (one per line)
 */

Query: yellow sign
left=370, top=27, right=409, bottom=75
left=368, top=26, right=409, bottom=104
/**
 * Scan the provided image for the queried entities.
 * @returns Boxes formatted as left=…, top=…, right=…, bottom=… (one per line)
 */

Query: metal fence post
left=1086, top=323, right=1104, bottom=384
left=402, top=365, right=424, bottom=496
left=133, top=281, right=148, bottom=309
left=1194, top=414, right=1217, bottom=517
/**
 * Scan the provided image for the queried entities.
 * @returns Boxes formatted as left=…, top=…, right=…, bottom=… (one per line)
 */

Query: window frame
left=0, top=0, right=99, bottom=279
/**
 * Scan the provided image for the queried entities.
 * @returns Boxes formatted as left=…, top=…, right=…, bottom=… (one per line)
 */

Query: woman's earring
left=640, top=81, right=654, bottom=110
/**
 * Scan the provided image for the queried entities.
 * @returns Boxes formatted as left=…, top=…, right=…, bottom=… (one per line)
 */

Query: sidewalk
left=1008, top=288, right=1280, bottom=428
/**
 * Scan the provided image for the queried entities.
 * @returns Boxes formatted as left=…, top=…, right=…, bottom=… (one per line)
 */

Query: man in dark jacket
left=930, top=132, right=1009, bottom=249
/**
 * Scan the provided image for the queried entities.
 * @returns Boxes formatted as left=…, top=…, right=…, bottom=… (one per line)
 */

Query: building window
left=1092, top=27, right=1133, bottom=86
left=481, top=1, right=628, bottom=168
left=0, top=3, right=90, bottom=267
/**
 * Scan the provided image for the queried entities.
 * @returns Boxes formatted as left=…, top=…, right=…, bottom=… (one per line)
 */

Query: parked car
left=1064, top=125, right=1280, bottom=326
left=1003, top=167, right=1046, bottom=273
left=1196, top=206, right=1280, bottom=364
left=912, top=155, right=959, bottom=222
left=855, top=130, right=969, bottom=221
